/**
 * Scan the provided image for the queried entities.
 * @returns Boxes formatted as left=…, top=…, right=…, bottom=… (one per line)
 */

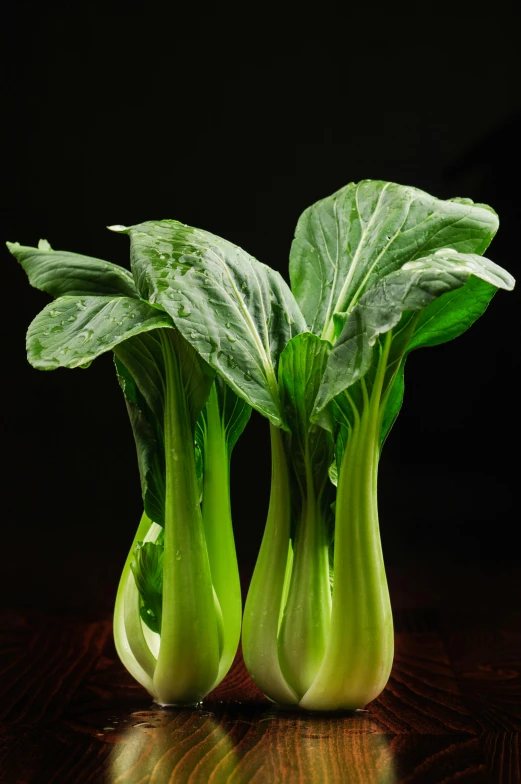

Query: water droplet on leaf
left=78, top=330, right=93, bottom=345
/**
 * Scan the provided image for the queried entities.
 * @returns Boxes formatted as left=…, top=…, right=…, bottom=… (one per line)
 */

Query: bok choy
left=7, top=239, right=249, bottom=706
left=9, top=179, right=514, bottom=712
left=120, top=182, right=514, bottom=711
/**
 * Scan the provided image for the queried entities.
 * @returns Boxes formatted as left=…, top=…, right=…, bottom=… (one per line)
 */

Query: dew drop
left=226, top=333, right=236, bottom=342
left=244, top=371, right=252, bottom=381
left=49, top=310, right=60, bottom=318
left=67, top=315, right=76, bottom=323
left=175, top=550, right=182, bottom=561
left=78, top=330, right=93, bottom=345
left=177, top=304, right=191, bottom=317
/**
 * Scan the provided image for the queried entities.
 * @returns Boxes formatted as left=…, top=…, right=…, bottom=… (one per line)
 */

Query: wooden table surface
left=1, top=603, right=519, bottom=784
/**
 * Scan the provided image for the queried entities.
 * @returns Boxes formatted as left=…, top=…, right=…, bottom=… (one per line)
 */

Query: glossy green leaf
left=7, top=241, right=137, bottom=298
left=127, top=220, right=306, bottom=427
left=131, top=540, right=164, bottom=634
left=115, top=329, right=214, bottom=527
left=278, top=333, right=334, bottom=499
left=314, top=250, right=515, bottom=415
left=115, top=353, right=165, bottom=525
left=26, top=295, right=172, bottom=370
left=113, top=331, right=166, bottom=422
left=407, top=276, right=498, bottom=351
left=278, top=333, right=331, bottom=450
left=289, top=180, right=499, bottom=340
left=380, top=362, right=405, bottom=446
left=378, top=276, right=499, bottom=445
left=195, top=376, right=251, bottom=464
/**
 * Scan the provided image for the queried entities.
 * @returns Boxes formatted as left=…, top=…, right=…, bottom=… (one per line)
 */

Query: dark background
left=2, top=1, right=520, bottom=616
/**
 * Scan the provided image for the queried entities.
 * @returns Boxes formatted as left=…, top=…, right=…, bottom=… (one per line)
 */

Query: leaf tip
left=5, top=240, right=20, bottom=256
left=107, top=224, right=130, bottom=234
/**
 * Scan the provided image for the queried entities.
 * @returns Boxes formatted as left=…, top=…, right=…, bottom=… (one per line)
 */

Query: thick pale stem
left=152, top=330, right=220, bottom=706
left=278, top=452, right=331, bottom=698
left=300, top=334, right=394, bottom=710
left=113, top=511, right=156, bottom=693
left=201, top=384, right=241, bottom=687
left=242, top=424, right=299, bottom=704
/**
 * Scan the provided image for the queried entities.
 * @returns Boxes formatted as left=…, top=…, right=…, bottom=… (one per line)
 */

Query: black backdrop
left=2, top=1, right=520, bottom=614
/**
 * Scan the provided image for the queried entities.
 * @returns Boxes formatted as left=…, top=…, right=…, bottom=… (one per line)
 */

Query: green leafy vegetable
left=9, top=178, right=515, bottom=713
left=241, top=181, right=514, bottom=710
left=8, top=237, right=249, bottom=706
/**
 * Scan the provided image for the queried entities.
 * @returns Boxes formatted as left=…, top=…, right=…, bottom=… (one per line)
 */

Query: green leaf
left=278, top=334, right=334, bottom=496
left=278, top=332, right=335, bottom=541
left=168, top=328, right=216, bottom=428
left=131, top=540, right=164, bottom=634
left=380, top=362, right=405, bottom=446
left=196, top=376, right=251, bottom=465
left=314, top=250, right=515, bottom=415
left=407, top=276, right=498, bottom=351
left=289, top=180, right=500, bottom=339
left=127, top=220, right=306, bottom=427
left=7, top=241, right=137, bottom=298
left=26, top=295, right=172, bottom=370
left=113, top=331, right=166, bottom=422
left=278, top=333, right=332, bottom=450
left=379, top=277, right=502, bottom=445
left=115, top=353, right=165, bottom=525
left=115, top=329, right=214, bottom=526
left=215, top=375, right=252, bottom=456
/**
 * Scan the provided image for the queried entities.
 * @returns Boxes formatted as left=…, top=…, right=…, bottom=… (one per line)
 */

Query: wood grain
left=0, top=607, right=518, bottom=783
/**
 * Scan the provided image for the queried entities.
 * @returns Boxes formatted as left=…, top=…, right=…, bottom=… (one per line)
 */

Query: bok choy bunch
left=9, top=179, right=515, bottom=712
left=8, top=239, right=250, bottom=706
left=114, top=182, right=514, bottom=711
